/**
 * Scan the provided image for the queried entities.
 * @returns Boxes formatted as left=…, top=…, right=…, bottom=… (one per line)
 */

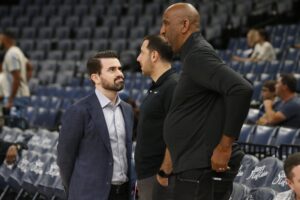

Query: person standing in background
left=160, top=3, right=253, bottom=200
left=135, top=35, right=178, bottom=200
left=57, top=51, right=134, bottom=200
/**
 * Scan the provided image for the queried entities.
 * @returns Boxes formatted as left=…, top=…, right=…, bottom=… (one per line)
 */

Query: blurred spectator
left=232, top=28, right=258, bottom=60
left=274, top=152, right=300, bottom=200
left=0, top=50, right=5, bottom=102
left=233, top=28, right=276, bottom=62
left=0, top=139, right=26, bottom=165
left=257, top=74, right=300, bottom=128
left=256, top=80, right=279, bottom=124
left=0, top=30, right=32, bottom=112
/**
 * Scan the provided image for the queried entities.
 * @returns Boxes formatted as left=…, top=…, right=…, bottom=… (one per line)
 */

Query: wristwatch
left=158, top=170, right=172, bottom=178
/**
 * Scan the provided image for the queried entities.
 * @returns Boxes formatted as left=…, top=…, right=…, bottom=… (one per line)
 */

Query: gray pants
left=137, top=175, right=173, bottom=200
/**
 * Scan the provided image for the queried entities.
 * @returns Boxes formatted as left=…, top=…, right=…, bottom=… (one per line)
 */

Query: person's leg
left=137, top=176, right=156, bottom=200
left=152, top=175, right=174, bottom=200
left=173, top=169, right=213, bottom=200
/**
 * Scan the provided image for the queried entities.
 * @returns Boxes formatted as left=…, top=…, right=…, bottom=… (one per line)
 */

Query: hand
left=257, top=117, right=268, bottom=125
left=263, top=99, right=273, bottom=108
left=5, top=145, right=18, bottom=165
left=4, top=100, right=13, bottom=109
left=211, top=144, right=232, bottom=172
left=156, top=174, right=168, bottom=187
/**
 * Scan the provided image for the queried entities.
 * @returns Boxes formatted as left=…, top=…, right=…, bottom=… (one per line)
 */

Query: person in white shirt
left=0, top=30, right=32, bottom=110
left=274, top=153, right=300, bottom=200
left=233, top=28, right=276, bottom=62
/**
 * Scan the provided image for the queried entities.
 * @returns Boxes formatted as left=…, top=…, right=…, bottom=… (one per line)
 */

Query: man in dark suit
left=57, top=50, right=134, bottom=200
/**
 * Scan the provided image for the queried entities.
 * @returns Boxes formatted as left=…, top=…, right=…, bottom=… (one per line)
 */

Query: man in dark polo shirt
left=160, top=3, right=253, bottom=200
left=135, top=35, right=178, bottom=200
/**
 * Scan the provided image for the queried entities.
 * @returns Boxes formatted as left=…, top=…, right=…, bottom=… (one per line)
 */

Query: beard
left=101, top=76, right=124, bottom=91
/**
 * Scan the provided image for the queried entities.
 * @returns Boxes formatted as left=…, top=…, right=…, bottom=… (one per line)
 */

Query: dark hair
left=86, top=50, right=119, bottom=76
left=0, top=51, right=5, bottom=63
left=257, top=28, right=270, bottom=42
left=280, top=73, right=297, bottom=92
left=0, top=29, right=16, bottom=40
left=144, top=35, right=173, bottom=62
left=284, top=152, right=300, bottom=180
left=263, top=80, right=276, bottom=92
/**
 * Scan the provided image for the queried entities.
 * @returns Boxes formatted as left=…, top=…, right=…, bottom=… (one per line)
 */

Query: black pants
left=108, top=182, right=129, bottom=200
left=172, top=168, right=238, bottom=200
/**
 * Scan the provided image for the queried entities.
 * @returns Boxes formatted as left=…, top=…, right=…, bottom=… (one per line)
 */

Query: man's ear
left=286, top=178, right=294, bottom=190
left=151, top=51, right=159, bottom=62
left=90, top=74, right=99, bottom=84
left=181, top=18, right=190, bottom=34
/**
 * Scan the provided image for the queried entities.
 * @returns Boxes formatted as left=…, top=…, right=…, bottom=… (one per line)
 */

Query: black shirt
left=135, top=69, right=178, bottom=179
left=164, top=32, right=253, bottom=173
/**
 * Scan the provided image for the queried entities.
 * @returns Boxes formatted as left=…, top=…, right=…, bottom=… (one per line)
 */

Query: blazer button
left=106, top=182, right=109, bottom=185
left=109, top=162, right=112, bottom=166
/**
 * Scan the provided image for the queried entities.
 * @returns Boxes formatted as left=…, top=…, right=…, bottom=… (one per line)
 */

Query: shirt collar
left=180, top=31, right=202, bottom=61
left=95, top=89, right=121, bottom=108
left=150, top=68, right=175, bottom=89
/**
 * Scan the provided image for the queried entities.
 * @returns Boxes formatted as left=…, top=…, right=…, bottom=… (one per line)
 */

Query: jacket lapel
left=87, top=94, right=112, bottom=154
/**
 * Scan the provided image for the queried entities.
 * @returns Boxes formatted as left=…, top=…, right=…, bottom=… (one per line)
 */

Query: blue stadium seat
left=15, top=17, right=30, bottom=28
left=247, top=187, right=277, bottom=200
left=19, top=39, right=35, bottom=52
left=73, top=5, right=89, bottom=17
left=28, top=51, right=45, bottom=61
left=279, top=60, right=296, bottom=73
left=38, top=27, right=53, bottom=39
left=230, top=183, right=249, bottom=200
left=37, top=157, right=62, bottom=199
left=42, top=5, right=57, bottom=18
left=94, top=27, right=110, bottom=39
left=74, top=39, right=90, bottom=51
left=89, top=5, right=106, bottom=17
left=65, top=16, right=80, bottom=27
left=81, top=16, right=97, bottom=27
left=120, top=16, right=136, bottom=29
left=271, top=127, right=299, bottom=146
left=21, top=27, right=36, bottom=39
left=110, top=39, right=127, bottom=54
left=21, top=153, right=53, bottom=196
left=75, top=28, right=92, bottom=39
left=251, top=81, right=263, bottom=102
left=112, top=26, right=128, bottom=39
left=58, top=5, right=73, bottom=18
left=127, top=4, right=143, bottom=18
left=269, top=168, right=289, bottom=192
left=31, top=17, right=46, bottom=27
left=54, top=27, right=70, bottom=39
left=244, top=157, right=283, bottom=188
left=57, top=39, right=73, bottom=51
left=245, top=108, right=260, bottom=124
left=7, top=151, right=40, bottom=192
left=47, top=50, right=64, bottom=60
left=264, top=60, right=280, bottom=75
left=234, top=154, right=259, bottom=183
left=251, top=125, right=277, bottom=145
left=35, top=39, right=52, bottom=52
left=65, top=50, right=82, bottom=60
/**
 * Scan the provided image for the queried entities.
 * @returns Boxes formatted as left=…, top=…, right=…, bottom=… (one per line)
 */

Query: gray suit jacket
left=57, top=93, right=133, bottom=200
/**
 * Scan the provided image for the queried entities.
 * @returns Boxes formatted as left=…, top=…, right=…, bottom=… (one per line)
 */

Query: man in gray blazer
left=57, top=50, right=134, bottom=200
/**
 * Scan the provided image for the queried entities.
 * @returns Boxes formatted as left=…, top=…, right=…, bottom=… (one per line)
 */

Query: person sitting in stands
left=257, top=74, right=300, bottom=128
left=233, top=28, right=276, bottom=62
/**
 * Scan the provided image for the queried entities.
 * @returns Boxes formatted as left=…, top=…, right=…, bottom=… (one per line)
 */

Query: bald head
left=165, top=3, right=200, bottom=30
left=160, top=3, right=200, bottom=53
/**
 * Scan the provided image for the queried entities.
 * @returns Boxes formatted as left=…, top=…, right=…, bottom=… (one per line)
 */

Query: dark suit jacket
left=57, top=93, right=133, bottom=200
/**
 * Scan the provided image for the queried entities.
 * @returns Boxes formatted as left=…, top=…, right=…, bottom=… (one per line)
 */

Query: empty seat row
left=238, top=124, right=300, bottom=146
